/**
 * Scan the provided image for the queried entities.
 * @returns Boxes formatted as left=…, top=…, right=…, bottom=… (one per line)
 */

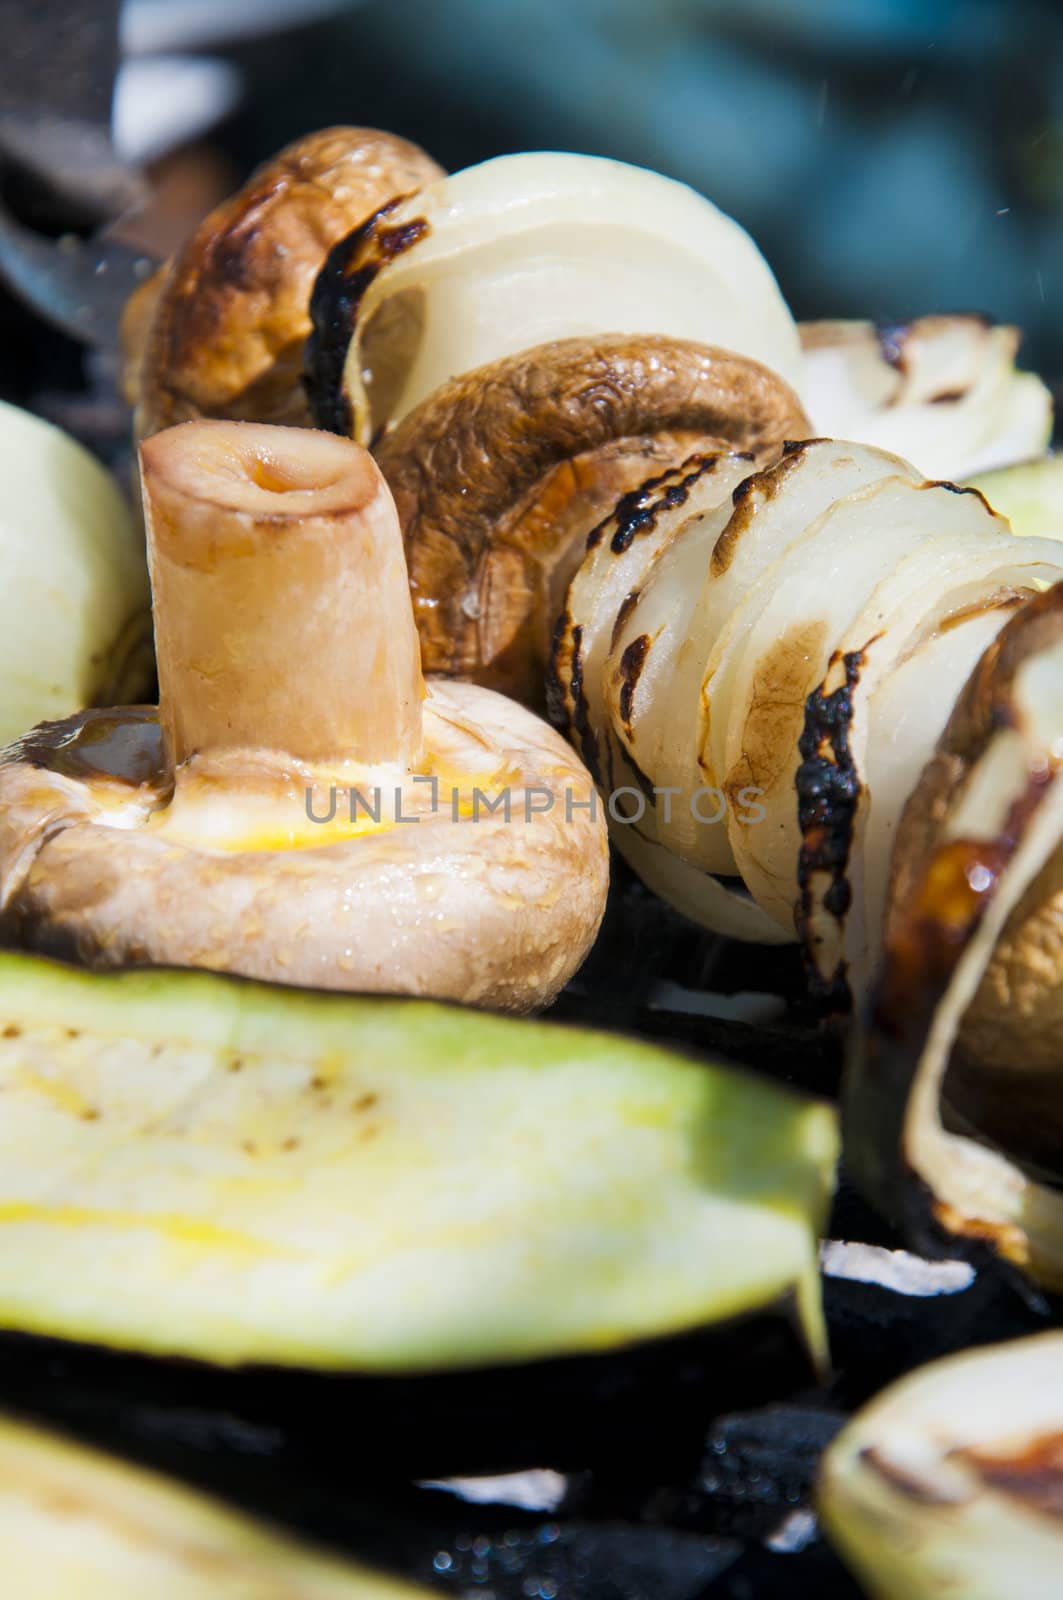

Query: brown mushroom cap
left=0, top=689, right=606, bottom=1013
left=122, top=128, right=443, bottom=439
left=374, top=334, right=810, bottom=703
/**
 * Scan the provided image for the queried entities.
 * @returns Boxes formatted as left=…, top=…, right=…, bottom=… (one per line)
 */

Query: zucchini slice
left=968, top=453, right=1063, bottom=542
left=0, top=952, right=836, bottom=1374
left=820, top=1333, right=1063, bottom=1600
left=0, top=1408, right=426, bottom=1597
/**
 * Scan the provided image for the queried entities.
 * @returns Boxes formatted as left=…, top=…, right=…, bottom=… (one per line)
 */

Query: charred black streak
left=567, top=622, right=601, bottom=784
left=545, top=609, right=573, bottom=727
left=617, top=634, right=651, bottom=736
left=610, top=590, right=640, bottom=652
left=585, top=453, right=723, bottom=556
left=545, top=612, right=601, bottom=785
left=794, top=647, right=868, bottom=1015
left=304, top=197, right=429, bottom=435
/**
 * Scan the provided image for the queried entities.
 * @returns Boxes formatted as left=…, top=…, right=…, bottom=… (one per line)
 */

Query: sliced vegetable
left=820, top=1334, right=1063, bottom=1600
left=305, top=151, right=803, bottom=442
left=0, top=951, right=836, bottom=1372
left=550, top=438, right=1063, bottom=999
left=846, top=583, right=1063, bottom=1286
left=968, top=453, right=1063, bottom=541
left=122, top=127, right=443, bottom=439
left=0, top=401, right=150, bottom=745
left=0, top=1409, right=427, bottom=1597
left=801, top=317, right=1052, bottom=482
left=374, top=335, right=807, bottom=701
left=0, top=422, right=608, bottom=1012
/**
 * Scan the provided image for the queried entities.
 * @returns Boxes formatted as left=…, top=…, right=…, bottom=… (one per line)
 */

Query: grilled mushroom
left=801, top=316, right=1052, bottom=483
left=305, top=149, right=804, bottom=443
left=0, top=1410, right=429, bottom=1598
left=122, top=127, right=443, bottom=439
left=550, top=438, right=1063, bottom=967
left=374, top=335, right=809, bottom=702
left=820, top=1334, right=1063, bottom=1600
left=0, top=400, right=151, bottom=745
left=847, top=582, right=1063, bottom=1287
left=0, top=421, right=607, bottom=1012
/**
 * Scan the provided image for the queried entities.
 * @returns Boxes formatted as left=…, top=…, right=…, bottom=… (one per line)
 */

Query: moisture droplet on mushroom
left=0, top=421, right=608, bottom=1012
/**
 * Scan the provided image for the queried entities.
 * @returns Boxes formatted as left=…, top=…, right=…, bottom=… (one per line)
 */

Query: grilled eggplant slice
left=0, top=1408, right=427, bottom=1596
left=968, top=453, right=1063, bottom=541
left=820, top=1333, right=1063, bottom=1600
left=0, top=952, right=836, bottom=1376
left=846, top=582, right=1063, bottom=1286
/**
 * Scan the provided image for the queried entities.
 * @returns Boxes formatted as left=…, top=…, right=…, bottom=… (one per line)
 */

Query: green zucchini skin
left=0, top=952, right=835, bottom=1472
left=0, top=1407, right=429, bottom=1597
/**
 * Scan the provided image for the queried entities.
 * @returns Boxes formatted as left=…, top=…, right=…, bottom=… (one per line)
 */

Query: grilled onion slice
left=820, top=1334, right=1063, bottom=1600
left=552, top=438, right=1063, bottom=987
left=802, top=317, right=1052, bottom=483
left=306, top=151, right=803, bottom=442
left=847, top=583, right=1063, bottom=1287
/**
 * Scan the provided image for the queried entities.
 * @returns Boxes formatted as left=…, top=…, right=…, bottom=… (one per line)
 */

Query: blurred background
left=2, top=0, right=1061, bottom=429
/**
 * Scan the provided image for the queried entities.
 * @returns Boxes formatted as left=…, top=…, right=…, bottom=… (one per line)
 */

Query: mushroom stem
left=140, top=420, right=424, bottom=773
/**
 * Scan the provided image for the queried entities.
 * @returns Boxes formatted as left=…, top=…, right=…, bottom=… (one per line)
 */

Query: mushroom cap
left=0, top=685, right=608, bottom=1014
left=122, top=127, right=443, bottom=439
left=376, top=334, right=809, bottom=703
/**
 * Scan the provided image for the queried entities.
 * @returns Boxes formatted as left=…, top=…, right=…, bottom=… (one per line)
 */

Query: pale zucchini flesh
left=968, top=453, right=1063, bottom=542
left=0, top=953, right=836, bottom=1374
left=0, top=1409, right=428, bottom=1598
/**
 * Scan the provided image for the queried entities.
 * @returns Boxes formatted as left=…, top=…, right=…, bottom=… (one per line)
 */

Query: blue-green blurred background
left=218, top=0, right=1061, bottom=380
